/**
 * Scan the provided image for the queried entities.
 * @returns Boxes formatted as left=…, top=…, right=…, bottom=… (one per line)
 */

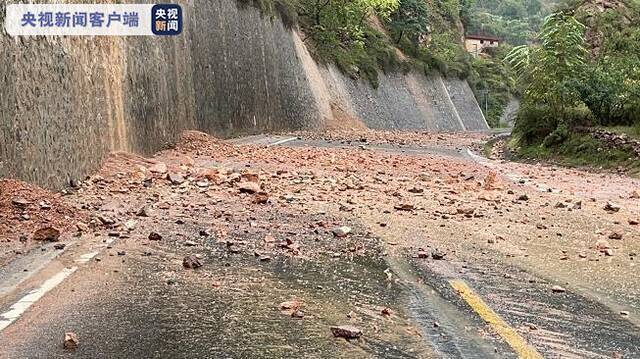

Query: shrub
left=513, top=104, right=557, bottom=145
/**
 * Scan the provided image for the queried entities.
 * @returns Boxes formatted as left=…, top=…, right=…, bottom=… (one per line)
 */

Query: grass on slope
left=511, top=133, right=640, bottom=175
left=600, top=126, right=640, bottom=141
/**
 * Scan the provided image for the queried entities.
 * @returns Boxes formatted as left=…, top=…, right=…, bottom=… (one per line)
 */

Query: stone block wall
left=0, top=0, right=487, bottom=189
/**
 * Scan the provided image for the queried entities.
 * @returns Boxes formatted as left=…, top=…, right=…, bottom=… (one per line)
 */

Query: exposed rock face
left=0, top=0, right=488, bottom=190
left=576, top=128, right=640, bottom=157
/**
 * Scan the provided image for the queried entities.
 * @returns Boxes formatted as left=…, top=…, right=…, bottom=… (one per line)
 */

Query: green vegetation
left=297, top=0, right=403, bottom=87
left=241, top=0, right=640, bottom=139
left=572, top=1, right=640, bottom=126
left=506, top=12, right=587, bottom=144
left=388, top=0, right=429, bottom=45
left=506, top=0, right=640, bottom=171
left=512, top=133, right=640, bottom=175
left=463, top=0, right=559, bottom=45
left=242, top=0, right=477, bottom=87
left=467, top=46, right=516, bottom=127
left=460, top=0, right=560, bottom=126
left=410, top=0, right=473, bottom=78
left=603, top=126, right=640, bottom=141
left=241, top=0, right=536, bottom=125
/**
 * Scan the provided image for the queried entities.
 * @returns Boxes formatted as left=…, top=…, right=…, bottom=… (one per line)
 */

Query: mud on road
left=1, top=130, right=639, bottom=358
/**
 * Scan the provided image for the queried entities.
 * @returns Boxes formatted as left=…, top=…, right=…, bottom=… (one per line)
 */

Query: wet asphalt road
left=1, top=134, right=639, bottom=358
left=0, top=212, right=434, bottom=358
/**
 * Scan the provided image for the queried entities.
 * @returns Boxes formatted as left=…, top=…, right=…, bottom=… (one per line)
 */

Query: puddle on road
left=0, top=239, right=435, bottom=358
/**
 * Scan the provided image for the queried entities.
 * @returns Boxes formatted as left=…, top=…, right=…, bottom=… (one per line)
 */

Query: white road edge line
left=267, top=137, right=297, bottom=147
left=75, top=251, right=100, bottom=264
left=0, top=266, right=77, bottom=332
left=0, top=238, right=116, bottom=333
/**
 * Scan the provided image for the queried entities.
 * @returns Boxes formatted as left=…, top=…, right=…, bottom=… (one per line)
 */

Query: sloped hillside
left=464, top=0, right=560, bottom=44
left=243, top=0, right=476, bottom=84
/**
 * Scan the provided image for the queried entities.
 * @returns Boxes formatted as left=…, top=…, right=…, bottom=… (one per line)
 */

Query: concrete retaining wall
left=0, top=0, right=487, bottom=189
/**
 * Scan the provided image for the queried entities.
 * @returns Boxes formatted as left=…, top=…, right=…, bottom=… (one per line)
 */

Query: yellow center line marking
left=450, top=279, right=543, bottom=359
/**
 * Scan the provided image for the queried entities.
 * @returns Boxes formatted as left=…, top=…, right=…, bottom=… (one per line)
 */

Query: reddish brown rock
left=241, top=172, right=259, bottom=183
left=33, top=227, right=61, bottom=242
left=148, top=232, right=163, bottom=241
left=183, top=255, right=203, bottom=269
left=253, top=192, right=269, bottom=204
left=148, top=162, right=168, bottom=174
left=332, top=226, right=352, bottom=238
left=331, top=325, right=362, bottom=339
left=63, top=332, right=79, bottom=350
left=609, top=232, right=623, bottom=240
left=166, top=172, right=185, bottom=185
left=604, top=202, right=621, bottom=212
left=238, top=182, right=261, bottom=194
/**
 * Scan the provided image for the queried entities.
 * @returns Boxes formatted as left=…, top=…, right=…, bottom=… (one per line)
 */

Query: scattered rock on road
left=431, top=251, right=446, bottom=260
left=148, top=162, right=168, bottom=174
left=136, top=205, right=153, bottom=217
left=124, top=220, right=137, bottom=231
left=63, top=332, right=79, bottom=350
left=394, top=203, right=415, bottom=211
left=167, top=172, right=185, bottom=185
left=75, top=222, right=89, bottom=232
left=148, top=232, right=163, bottom=241
left=33, top=227, right=61, bottom=242
left=183, top=255, right=203, bottom=269
left=291, top=310, right=305, bottom=318
left=604, top=202, right=621, bottom=212
left=609, top=232, right=623, bottom=240
left=97, top=215, right=115, bottom=226
left=596, top=239, right=611, bottom=251
left=241, top=172, right=260, bottom=183
left=330, top=325, right=362, bottom=339
left=554, top=202, right=567, bottom=209
left=238, top=182, right=261, bottom=194
left=253, top=192, right=269, bottom=204
left=12, top=197, right=31, bottom=208
left=332, top=226, right=352, bottom=237
left=280, top=299, right=301, bottom=311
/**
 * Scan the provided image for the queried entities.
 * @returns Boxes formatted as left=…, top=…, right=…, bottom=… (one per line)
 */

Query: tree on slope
left=506, top=11, right=586, bottom=143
